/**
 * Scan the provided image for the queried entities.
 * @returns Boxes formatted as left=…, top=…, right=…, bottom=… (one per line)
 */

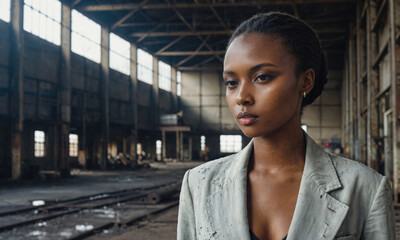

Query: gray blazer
left=177, top=133, right=395, bottom=240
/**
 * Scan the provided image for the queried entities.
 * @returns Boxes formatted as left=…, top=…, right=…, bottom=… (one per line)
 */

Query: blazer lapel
left=204, top=132, right=349, bottom=240
left=286, top=133, right=349, bottom=240
left=204, top=138, right=253, bottom=240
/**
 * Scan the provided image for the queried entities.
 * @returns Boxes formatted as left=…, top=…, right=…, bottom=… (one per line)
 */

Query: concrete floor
left=2, top=161, right=400, bottom=239
left=0, top=161, right=202, bottom=240
left=100, top=205, right=179, bottom=240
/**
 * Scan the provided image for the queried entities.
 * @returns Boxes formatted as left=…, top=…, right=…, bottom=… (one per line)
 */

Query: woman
left=177, top=12, right=395, bottom=240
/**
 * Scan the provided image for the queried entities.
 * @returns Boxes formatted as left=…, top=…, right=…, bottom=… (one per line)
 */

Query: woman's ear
left=302, top=68, right=315, bottom=95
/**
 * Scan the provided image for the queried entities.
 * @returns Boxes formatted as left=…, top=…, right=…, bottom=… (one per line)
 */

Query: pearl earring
left=303, top=92, right=306, bottom=98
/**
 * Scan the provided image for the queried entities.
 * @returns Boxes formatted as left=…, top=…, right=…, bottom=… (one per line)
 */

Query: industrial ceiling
left=64, top=0, right=357, bottom=71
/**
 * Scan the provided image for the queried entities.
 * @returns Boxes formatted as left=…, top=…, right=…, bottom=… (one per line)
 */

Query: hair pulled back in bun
left=227, top=12, right=328, bottom=108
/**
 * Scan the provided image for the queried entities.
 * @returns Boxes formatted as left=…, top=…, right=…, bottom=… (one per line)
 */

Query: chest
left=246, top=173, right=302, bottom=240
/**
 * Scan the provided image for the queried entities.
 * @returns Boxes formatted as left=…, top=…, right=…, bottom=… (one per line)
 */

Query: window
left=220, top=135, right=242, bottom=153
left=156, top=140, right=162, bottom=160
left=136, top=143, right=142, bottom=155
left=34, top=130, right=46, bottom=157
left=110, top=33, right=130, bottom=75
left=158, top=61, right=171, bottom=91
left=71, top=10, right=101, bottom=63
left=137, top=48, right=153, bottom=84
left=301, top=124, right=307, bottom=133
left=177, top=71, right=181, bottom=96
left=0, top=0, right=10, bottom=22
left=201, top=135, right=206, bottom=151
left=69, top=134, right=79, bottom=157
left=24, top=0, right=61, bottom=45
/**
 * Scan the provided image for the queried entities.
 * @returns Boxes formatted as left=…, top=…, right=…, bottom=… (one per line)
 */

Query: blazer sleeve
left=361, top=176, right=396, bottom=239
left=177, top=169, right=196, bottom=240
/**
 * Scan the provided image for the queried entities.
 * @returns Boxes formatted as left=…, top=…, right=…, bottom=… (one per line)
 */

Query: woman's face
left=223, top=33, right=304, bottom=138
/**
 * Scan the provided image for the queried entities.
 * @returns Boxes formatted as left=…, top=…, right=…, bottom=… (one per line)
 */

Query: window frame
left=34, top=130, right=46, bottom=158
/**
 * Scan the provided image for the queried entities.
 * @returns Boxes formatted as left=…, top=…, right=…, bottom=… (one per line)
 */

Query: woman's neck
left=251, top=125, right=305, bottom=175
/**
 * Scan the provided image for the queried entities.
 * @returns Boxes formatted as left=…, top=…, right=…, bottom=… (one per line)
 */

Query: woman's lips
left=238, top=117, right=258, bottom=125
left=237, top=111, right=258, bottom=125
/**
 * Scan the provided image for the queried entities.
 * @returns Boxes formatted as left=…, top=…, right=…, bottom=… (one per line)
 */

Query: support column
left=10, top=0, right=24, bottom=180
left=152, top=56, right=159, bottom=125
left=367, top=0, right=379, bottom=171
left=389, top=0, right=400, bottom=202
left=180, top=132, right=183, bottom=161
left=100, top=26, right=110, bottom=170
left=171, top=67, right=178, bottom=112
left=176, top=130, right=180, bottom=161
left=356, top=1, right=363, bottom=164
left=162, top=130, right=166, bottom=161
left=188, top=135, right=192, bottom=161
left=59, top=3, right=71, bottom=176
left=129, top=44, right=138, bottom=165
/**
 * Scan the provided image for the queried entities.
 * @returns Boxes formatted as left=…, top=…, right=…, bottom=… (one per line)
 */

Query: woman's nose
left=235, top=83, right=254, bottom=106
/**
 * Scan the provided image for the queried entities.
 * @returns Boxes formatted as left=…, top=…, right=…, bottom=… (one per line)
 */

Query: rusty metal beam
left=175, top=35, right=211, bottom=66
left=100, top=26, right=110, bottom=170
left=130, top=27, right=345, bottom=37
left=156, top=36, right=185, bottom=55
left=72, top=0, right=83, bottom=8
left=111, top=0, right=149, bottom=30
left=165, top=0, right=224, bottom=63
left=59, top=3, right=72, bottom=175
left=157, top=51, right=225, bottom=56
left=209, top=6, right=230, bottom=33
left=10, top=0, right=24, bottom=180
left=136, top=15, right=176, bottom=43
left=389, top=0, right=400, bottom=203
left=80, top=1, right=356, bottom=11
left=131, top=30, right=232, bottom=37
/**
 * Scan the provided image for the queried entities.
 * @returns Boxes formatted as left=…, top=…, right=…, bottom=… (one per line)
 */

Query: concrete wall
left=0, top=18, right=177, bottom=178
left=180, top=70, right=239, bottom=132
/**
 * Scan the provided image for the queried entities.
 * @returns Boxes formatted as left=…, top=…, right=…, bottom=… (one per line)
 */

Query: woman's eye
left=225, top=80, right=238, bottom=87
left=256, top=74, right=275, bottom=82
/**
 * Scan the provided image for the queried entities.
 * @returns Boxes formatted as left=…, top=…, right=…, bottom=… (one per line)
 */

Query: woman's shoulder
left=183, top=153, right=239, bottom=194
left=328, top=152, right=386, bottom=192
left=188, top=153, right=238, bottom=179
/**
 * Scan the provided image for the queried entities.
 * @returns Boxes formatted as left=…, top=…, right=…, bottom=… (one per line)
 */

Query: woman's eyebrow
left=249, top=63, right=277, bottom=72
left=223, top=63, right=277, bottom=75
left=223, top=70, right=235, bottom=75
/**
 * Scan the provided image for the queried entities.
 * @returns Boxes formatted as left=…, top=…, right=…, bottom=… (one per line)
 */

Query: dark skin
left=223, top=33, right=315, bottom=240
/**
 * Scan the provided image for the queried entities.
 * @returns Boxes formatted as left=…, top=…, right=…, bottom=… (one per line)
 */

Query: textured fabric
left=177, top=132, right=395, bottom=240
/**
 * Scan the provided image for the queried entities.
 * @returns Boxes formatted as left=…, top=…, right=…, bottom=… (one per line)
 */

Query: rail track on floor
left=0, top=182, right=181, bottom=240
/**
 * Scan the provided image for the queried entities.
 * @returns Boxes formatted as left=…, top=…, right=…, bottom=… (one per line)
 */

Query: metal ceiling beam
left=209, top=6, right=230, bottom=33
left=175, top=35, right=211, bottom=66
left=111, top=0, right=149, bottom=30
left=136, top=15, right=176, bottom=43
left=165, top=0, right=223, bottom=63
left=156, top=36, right=185, bottom=55
left=130, top=27, right=345, bottom=37
left=119, top=16, right=353, bottom=28
left=156, top=51, right=225, bottom=56
left=79, top=1, right=355, bottom=11
left=131, top=30, right=232, bottom=37
left=72, top=0, right=83, bottom=8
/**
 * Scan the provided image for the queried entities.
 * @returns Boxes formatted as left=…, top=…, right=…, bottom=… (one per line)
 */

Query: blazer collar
left=229, top=130, right=343, bottom=193
left=204, top=131, right=349, bottom=240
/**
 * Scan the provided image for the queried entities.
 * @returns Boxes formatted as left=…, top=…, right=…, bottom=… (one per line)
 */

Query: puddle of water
left=89, top=194, right=109, bottom=201
left=83, top=208, right=116, bottom=218
left=75, top=224, right=94, bottom=232
left=37, top=221, right=47, bottom=227
left=32, top=200, right=45, bottom=206
left=60, top=231, right=73, bottom=238
left=28, top=230, right=46, bottom=237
